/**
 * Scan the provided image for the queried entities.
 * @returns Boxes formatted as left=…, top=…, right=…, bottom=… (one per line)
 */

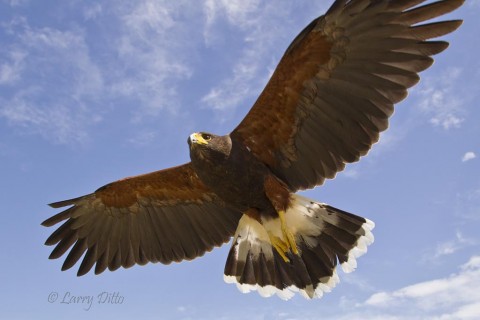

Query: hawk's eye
left=202, top=133, right=212, bottom=141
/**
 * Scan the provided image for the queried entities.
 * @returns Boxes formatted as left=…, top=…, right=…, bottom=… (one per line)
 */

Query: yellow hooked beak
left=189, top=133, right=209, bottom=146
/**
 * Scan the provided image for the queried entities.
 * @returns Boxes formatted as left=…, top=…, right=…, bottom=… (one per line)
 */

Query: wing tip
left=41, top=218, right=54, bottom=227
left=43, top=194, right=92, bottom=226
left=41, top=209, right=72, bottom=227
left=48, top=195, right=87, bottom=208
left=451, top=18, right=464, bottom=31
left=76, top=267, right=90, bottom=277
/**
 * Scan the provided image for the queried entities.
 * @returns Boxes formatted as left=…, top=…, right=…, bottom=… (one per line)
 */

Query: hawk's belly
left=196, top=158, right=274, bottom=213
left=190, top=142, right=276, bottom=213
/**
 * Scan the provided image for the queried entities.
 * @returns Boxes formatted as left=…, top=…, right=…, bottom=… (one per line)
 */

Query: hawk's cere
left=42, top=0, right=464, bottom=300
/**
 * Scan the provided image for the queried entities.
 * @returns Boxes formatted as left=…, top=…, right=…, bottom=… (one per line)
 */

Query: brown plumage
left=42, top=0, right=464, bottom=299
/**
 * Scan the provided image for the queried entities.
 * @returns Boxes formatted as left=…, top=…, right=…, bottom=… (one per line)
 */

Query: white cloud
left=426, top=231, right=477, bottom=262
left=200, top=2, right=301, bottom=119
left=177, top=305, right=187, bottom=312
left=1, top=2, right=335, bottom=145
left=0, top=19, right=103, bottom=144
left=127, top=130, right=157, bottom=147
left=468, top=0, right=480, bottom=8
left=342, top=272, right=377, bottom=292
left=417, top=67, right=465, bottom=130
left=110, top=0, right=196, bottom=120
left=204, top=0, right=261, bottom=29
left=201, top=1, right=269, bottom=114
left=433, top=240, right=459, bottom=257
left=21, top=26, right=104, bottom=99
left=230, top=255, right=480, bottom=320
left=2, top=0, right=28, bottom=6
left=122, top=1, right=176, bottom=33
left=340, top=167, right=360, bottom=179
left=3, top=1, right=469, bottom=150
left=201, top=45, right=265, bottom=114
left=362, top=256, right=480, bottom=319
left=0, top=49, right=26, bottom=85
left=462, top=152, right=476, bottom=162
left=83, top=3, right=102, bottom=20
left=455, top=188, right=480, bottom=221
left=0, top=90, right=88, bottom=144
left=1, top=1, right=200, bottom=144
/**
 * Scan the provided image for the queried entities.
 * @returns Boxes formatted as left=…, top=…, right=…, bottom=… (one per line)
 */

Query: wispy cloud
left=0, top=17, right=103, bottom=144
left=204, top=0, right=261, bottom=29
left=455, top=187, right=480, bottom=222
left=200, top=45, right=264, bottom=115
left=127, top=130, right=157, bottom=147
left=224, top=257, right=480, bottom=320
left=201, top=1, right=279, bottom=117
left=462, top=152, right=476, bottom=162
left=2, top=0, right=28, bottom=7
left=342, top=272, right=377, bottom=293
left=1, top=1, right=200, bottom=144
left=109, top=1, right=196, bottom=120
left=468, top=0, right=480, bottom=8
left=2, top=1, right=471, bottom=150
left=200, top=2, right=321, bottom=120
left=362, top=256, right=480, bottom=319
left=0, top=49, right=26, bottom=85
left=0, top=92, right=89, bottom=144
left=340, top=167, right=360, bottom=179
left=21, top=26, right=104, bottom=99
left=83, top=3, right=102, bottom=21
left=203, top=0, right=262, bottom=45
left=427, top=231, right=477, bottom=262
left=416, top=67, right=466, bottom=130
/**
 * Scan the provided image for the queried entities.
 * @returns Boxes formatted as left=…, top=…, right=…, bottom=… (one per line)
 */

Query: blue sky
left=1, top=0, right=479, bottom=319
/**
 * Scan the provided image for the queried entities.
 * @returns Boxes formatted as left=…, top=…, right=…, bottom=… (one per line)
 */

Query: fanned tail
left=224, top=194, right=374, bottom=300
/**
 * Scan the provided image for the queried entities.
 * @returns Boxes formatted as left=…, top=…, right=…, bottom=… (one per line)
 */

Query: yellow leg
left=278, top=210, right=299, bottom=255
left=267, top=210, right=299, bottom=262
left=269, top=234, right=290, bottom=263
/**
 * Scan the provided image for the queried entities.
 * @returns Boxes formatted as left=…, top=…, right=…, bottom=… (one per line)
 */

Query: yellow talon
left=267, top=210, right=299, bottom=262
left=269, top=234, right=290, bottom=263
left=278, top=210, right=299, bottom=255
left=285, top=229, right=299, bottom=255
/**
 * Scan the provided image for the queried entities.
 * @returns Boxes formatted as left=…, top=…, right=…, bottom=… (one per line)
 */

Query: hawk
left=42, top=0, right=464, bottom=300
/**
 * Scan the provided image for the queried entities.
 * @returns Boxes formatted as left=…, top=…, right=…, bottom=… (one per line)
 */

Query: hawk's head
left=188, top=132, right=232, bottom=162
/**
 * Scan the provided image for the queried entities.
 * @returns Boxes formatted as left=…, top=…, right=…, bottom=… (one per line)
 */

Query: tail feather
left=224, top=194, right=374, bottom=300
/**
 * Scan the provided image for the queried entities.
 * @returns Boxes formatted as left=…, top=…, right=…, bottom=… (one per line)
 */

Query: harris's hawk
left=42, top=0, right=464, bottom=300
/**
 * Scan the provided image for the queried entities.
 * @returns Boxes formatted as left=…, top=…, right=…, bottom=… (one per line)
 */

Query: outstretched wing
left=42, top=163, right=242, bottom=276
left=231, top=0, right=463, bottom=191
